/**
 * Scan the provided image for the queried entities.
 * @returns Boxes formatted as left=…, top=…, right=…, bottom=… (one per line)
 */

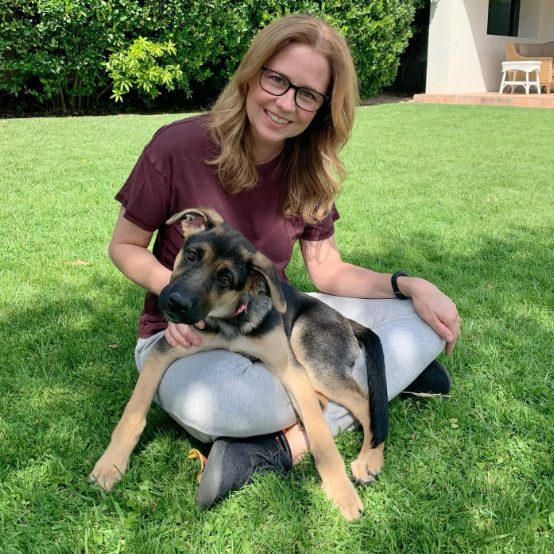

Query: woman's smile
left=246, top=42, right=330, bottom=163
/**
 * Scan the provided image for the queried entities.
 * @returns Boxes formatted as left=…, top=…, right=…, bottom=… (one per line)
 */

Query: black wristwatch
left=391, top=271, right=410, bottom=300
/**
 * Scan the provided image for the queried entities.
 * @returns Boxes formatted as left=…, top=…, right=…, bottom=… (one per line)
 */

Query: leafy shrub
left=105, top=38, right=183, bottom=102
left=0, top=0, right=419, bottom=113
left=0, top=0, right=136, bottom=110
left=326, top=0, right=420, bottom=96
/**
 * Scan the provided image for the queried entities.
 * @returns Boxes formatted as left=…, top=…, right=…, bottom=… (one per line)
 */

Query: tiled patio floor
left=412, top=92, right=554, bottom=108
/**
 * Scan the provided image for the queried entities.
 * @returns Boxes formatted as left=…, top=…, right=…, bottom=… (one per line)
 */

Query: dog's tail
left=350, top=320, right=388, bottom=447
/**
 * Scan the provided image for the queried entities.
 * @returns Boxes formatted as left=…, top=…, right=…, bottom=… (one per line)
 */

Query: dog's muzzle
left=158, top=285, right=205, bottom=324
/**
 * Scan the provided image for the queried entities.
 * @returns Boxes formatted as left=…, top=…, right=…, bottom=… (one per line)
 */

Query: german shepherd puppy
left=90, top=207, right=388, bottom=520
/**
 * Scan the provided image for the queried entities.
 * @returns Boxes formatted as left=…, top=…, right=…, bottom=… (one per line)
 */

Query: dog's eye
left=185, top=249, right=199, bottom=262
left=217, top=271, right=232, bottom=288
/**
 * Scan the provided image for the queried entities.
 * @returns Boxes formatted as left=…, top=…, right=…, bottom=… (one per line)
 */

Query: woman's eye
left=270, top=74, right=286, bottom=86
left=299, top=89, right=317, bottom=102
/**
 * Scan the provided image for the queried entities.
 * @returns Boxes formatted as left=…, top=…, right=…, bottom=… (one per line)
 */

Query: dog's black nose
left=167, top=292, right=192, bottom=314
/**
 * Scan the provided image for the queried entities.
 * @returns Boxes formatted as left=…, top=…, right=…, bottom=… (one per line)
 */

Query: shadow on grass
left=0, top=270, right=212, bottom=551
left=0, top=272, right=199, bottom=467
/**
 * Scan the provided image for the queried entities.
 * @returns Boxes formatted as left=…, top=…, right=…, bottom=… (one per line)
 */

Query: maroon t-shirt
left=116, top=114, right=339, bottom=337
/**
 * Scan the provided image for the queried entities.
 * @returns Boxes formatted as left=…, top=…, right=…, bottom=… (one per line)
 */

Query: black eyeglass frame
left=259, top=66, right=328, bottom=112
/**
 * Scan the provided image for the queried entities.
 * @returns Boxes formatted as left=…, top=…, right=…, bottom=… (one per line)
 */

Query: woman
left=111, top=14, right=460, bottom=507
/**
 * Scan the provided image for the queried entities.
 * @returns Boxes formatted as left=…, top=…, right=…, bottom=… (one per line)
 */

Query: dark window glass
left=487, top=0, right=520, bottom=36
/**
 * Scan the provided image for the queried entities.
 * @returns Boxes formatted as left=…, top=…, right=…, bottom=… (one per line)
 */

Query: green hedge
left=0, top=0, right=420, bottom=113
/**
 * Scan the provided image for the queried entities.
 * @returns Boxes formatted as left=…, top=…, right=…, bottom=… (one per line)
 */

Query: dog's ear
left=251, top=251, right=286, bottom=314
left=166, top=207, right=225, bottom=237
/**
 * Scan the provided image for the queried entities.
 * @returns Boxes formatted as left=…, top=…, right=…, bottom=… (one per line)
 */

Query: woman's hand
left=399, top=276, right=461, bottom=355
left=164, top=321, right=206, bottom=348
left=301, top=238, right=460, bottom=353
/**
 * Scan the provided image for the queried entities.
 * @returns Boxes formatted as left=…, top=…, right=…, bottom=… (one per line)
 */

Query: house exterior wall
left=539, top=1, right=554, bottom=41
left=519, top=0, right=541, bottom=39
left=426, top=0, right=554, bottom=93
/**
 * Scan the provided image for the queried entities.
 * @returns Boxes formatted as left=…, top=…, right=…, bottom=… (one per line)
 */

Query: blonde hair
left=208, top=14, right=359, bottom=224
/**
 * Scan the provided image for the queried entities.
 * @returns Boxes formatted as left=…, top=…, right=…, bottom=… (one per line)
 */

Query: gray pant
left=135, top=294, right=445, bottom=443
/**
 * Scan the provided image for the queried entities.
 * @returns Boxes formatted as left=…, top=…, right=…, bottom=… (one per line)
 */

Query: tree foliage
left=105, top=38, right=183, bottom=102
left=0, top=0, right=420, bottom=113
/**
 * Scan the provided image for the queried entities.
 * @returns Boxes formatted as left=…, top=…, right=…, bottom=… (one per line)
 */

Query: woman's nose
left=275, top=88, right=296, bottom=112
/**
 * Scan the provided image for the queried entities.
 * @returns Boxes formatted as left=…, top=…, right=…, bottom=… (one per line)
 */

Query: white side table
left=500, top=61, right=541, bottom=94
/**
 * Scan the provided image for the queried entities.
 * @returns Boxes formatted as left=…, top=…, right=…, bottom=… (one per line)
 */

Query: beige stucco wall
left=539, top=0, right=554, bottom=41
left=426, top=0, right=554, bottom=93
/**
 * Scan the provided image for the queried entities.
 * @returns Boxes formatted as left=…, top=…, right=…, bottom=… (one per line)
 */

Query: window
left=487, top=0, right=520, bottom=36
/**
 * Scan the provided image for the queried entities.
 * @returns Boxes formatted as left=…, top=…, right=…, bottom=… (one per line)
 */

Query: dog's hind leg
left=347, top=323, right=388, bottom=484
left=291, top=318, right=388, bottom=485
left=294, top=362, right=385, bottom=485
left=321, top=385, right=384, bottom=485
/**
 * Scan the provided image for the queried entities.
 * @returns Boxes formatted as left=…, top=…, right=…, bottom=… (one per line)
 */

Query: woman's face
left=246, top=43, right=330, bottom=163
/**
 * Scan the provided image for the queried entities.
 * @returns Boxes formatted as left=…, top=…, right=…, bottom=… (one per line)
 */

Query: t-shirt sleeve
left=299, top=205, right=340, bottom=241
left=115, top=148, right=172, bottom=233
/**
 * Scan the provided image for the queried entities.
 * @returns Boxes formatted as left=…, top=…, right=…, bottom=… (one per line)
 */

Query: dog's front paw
left=88, top=454, right=128, bottom=491
left=351, top=447, right=384, bottom=485
left=323, top=477, right=363, bottom=521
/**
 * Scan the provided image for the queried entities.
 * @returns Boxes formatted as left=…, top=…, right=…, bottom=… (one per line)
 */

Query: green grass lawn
left=1, top=103, right=553, bottom=553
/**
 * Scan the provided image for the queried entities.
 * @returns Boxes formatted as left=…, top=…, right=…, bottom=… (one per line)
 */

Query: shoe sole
left=196, top=440, right=227, bottom=508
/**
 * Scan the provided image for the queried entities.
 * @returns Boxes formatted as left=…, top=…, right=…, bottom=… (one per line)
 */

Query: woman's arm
left=109, top=207, right=171, bottom=295
left=110, top=207, right=203, bottom=347
left=300, top=235, right=394, bottom=298
left=300, top=236, right=460, bottom=354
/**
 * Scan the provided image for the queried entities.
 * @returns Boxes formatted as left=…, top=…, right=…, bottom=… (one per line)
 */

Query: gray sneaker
left=196, top=432, right=293, bottom=508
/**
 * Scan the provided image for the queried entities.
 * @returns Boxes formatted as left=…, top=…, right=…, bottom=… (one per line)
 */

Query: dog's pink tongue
left=235, top=303, right=248, bottom=316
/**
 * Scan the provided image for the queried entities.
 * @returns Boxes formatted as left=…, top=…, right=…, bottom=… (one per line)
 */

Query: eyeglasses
left=259, top=66, right=328, bottom=112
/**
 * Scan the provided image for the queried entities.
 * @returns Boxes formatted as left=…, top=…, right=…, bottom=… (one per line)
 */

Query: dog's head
left=158, top=207, right=286, bottom=325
